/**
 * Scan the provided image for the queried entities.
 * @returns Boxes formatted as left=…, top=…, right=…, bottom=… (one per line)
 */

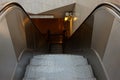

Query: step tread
left=30, top=56, right=88, bottom=66
left=33, top=54, right=85, bottom=59
left=23, top=55, right=96, bottom=80
left=25, top=65, right=94, bottom=78
left=23, top=77, right=96, bottom=80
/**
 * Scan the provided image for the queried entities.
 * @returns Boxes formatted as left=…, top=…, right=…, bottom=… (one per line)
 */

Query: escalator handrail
left=85, top=2, right=120, bottom=22
left=1, top=2, right=120, bottom=39
left=0, top=2, right=24, bottom=15
left=0, top=2, right=120, bottom=23
left=95, top=2, right=120, bottom=16
left=0, top=2, right=120, bottom=28
left=69, top=2, right=120, bottom=39
left=0, top=2, right=44, bottom=36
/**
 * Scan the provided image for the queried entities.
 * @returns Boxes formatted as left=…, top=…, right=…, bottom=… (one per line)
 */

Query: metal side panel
left=103, top=18, right=120, bottom=80
left=0, top=2, right=48, bottom=80
left=91, top=7, right=115, bottom=59
left=91, top=5, right=120, bottom=80
left=1, top=3, right=28, bottom=60
left=13, top=50, right=33, bottom=80
left=0, top=14, right=17, bottom=80
left=65, top=3, right=120, bottom=80
left=5, top=6, right=27, bottom=59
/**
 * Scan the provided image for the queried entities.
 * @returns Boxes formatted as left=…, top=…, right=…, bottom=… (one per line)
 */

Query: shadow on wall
left=64, top=15, right=94, bottom=51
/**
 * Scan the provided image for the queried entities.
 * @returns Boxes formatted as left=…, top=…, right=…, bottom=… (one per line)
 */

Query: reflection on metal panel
left=0, top=3, right=47, bottom=80
left=0, top=16, right=17, bottom=80
left=91, top=7, right=114, bottom=59
left=6, top=7, right=27, bottom=59
left=103, top=18, right=120, bottom=80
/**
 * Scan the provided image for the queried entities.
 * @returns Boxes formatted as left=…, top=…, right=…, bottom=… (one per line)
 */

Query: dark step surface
left=49, top=43, right=63, bottom=53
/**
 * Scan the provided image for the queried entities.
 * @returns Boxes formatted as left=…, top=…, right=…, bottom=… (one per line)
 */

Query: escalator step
left=33, top=54, right=85, bottom=59
left=49, top=44, right=63, bottom=53
left=24, top=65, right=94, bottom=79
left=23, top=54, right=96, bottom=80
left=23, top=78, right=96, bottom=80
left=30, top=56, right=88, bottom=66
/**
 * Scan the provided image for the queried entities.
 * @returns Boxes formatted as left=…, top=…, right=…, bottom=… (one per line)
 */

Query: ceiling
left=29, top=3, right=75, bottom=18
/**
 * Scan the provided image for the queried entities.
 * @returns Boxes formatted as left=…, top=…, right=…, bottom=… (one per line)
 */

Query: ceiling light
left=64, top=11, right=77, bottom=21
left=73, top=17, right=77, bottom=21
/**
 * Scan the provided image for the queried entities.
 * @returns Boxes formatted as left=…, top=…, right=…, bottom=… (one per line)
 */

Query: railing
left=64, top=2, right=120, bottom=80
left=0, top=2, right=48, bottom=80
left=1, top=2, right=120, bottom=80
left=0, top=2, right=48, bottom=51
left=65, top=2, right=120, bottom=50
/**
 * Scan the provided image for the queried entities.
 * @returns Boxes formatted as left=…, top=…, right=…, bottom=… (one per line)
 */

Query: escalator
left=23, top=55, right=96, bottom=80
left=0, top=2, right=120, bottom=80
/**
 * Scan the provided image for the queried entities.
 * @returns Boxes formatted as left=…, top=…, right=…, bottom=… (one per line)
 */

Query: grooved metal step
left=30, top=55, right=88, bottom=66
left=23, top=54, right=96, bottom=80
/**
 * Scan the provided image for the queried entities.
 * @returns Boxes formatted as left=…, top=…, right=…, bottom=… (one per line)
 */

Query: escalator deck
left=23, top=54, right=96, bottom=80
